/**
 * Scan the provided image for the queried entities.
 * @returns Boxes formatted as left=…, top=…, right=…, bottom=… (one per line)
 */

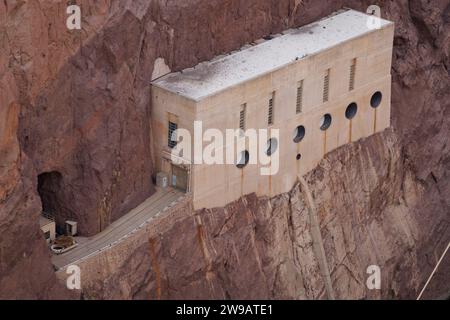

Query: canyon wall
left=55, top=129, right=448, bottom=300
left=0, top=0, right=449, bottom=299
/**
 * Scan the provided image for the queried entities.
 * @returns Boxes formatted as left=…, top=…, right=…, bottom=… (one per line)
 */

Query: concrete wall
left=55, top=195, right=193, bottom=299
left=40, top=219, right=56, bottom=243
left=152, top=86, right=196, bottom=184
left=152, top=23, right=394, bottom=210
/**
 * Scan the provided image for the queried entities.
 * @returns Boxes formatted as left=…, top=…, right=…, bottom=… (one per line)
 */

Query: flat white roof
left=40, top=216, right=54, bottom=228
left=152, top=9, right=393, bottom=102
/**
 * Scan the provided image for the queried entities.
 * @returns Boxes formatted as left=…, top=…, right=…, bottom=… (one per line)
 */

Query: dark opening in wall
left=293, top=125, right=306, bottom=143
left=168, top=121, right=178, bottom=148
left=236, top=150, right=250, bottom=169
left=296, top=153, right=302, bottom=161
left=38, top=172, right=65, bottom=233
left=371, top=91, right=382, bottom=108
left=38, top=172, right=63, bottom=216
left=345, top=102, right=358, bottom=119
left=320, top=114, right=332, bottom=131
left=266, top=138, right=278, bottom=156
left=268, top=93, right=275, bottom=126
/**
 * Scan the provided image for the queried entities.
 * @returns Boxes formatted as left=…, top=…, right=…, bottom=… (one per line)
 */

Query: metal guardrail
left=42, top=211, right=55, bottom=221
left=56, top=193, right=188, bottom=270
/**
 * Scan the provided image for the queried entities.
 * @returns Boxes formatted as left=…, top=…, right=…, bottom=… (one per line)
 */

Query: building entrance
left=171, top=164, right=188, bottom=192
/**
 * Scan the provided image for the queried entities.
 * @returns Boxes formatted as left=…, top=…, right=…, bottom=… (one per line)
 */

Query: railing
left=42, top=211, right=55, bottom=221
left=55, top=192, right=191, bottom=270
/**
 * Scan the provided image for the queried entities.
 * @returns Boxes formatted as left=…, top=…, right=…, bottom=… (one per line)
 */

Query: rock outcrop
left=72, top=130, right=447, bottom=300
left=0, top=0, right=448, bottom=299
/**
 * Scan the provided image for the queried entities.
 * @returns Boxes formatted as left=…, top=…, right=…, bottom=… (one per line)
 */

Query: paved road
left=52, top=188, right=184, bottom=269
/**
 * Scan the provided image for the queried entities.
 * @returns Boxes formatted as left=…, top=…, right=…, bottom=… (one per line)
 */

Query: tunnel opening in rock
left=37, top=172, right=65, bottom=234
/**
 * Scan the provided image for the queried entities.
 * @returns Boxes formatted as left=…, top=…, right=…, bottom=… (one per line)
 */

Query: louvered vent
left=168, top=121, right=178, bottom=149
left=323, top=69, right=330, bottom=103
left=349, top=58, right=357, bottom=91
left=296, top=80, right=304, bottom=114
left=239, top=104, right=246, bottom=131
left=268, top=94, right=274, bottom=126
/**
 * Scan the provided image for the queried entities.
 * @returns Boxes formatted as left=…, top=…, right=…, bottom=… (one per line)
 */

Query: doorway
left=171, top=164, right=188, bottom=192
left=38, top=172, right=63, bottom=217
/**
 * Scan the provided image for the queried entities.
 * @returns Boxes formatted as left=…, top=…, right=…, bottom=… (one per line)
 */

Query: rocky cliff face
left=77, top=129, right=447, bottom=300
left=0, top=0, right=448, bottom=299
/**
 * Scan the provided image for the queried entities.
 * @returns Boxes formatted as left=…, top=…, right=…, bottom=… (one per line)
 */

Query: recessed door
left=171, top=164, right=188, bottom=192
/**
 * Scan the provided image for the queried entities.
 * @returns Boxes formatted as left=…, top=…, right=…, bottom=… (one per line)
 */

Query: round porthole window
left=370, top=91, right=382, bottom=108
left=345, top=102, right=358, bottom=119
left=320, top=114, right=332, bottom=131
left=293, top=125, right=306, bottom=143
left=266, top=138, right=278, bottom=156
left=236, top=150, right=250, bottom=169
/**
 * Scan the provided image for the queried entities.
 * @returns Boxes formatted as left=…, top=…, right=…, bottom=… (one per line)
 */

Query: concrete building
left=151, top=9, right=395, bottom=210
left=40, top=214, right=56, bottom=244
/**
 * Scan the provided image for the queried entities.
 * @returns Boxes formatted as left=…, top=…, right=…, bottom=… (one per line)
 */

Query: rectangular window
left=239, top=104, right=246, bottom=131
left=349, top=58, right=357, bottom=91
left=323, top=69, right=330, bottom=103
left=168, top=120, right=178, bottom=149
left=268, top=93, right=275, bottom=126
left=296, top=80, right=303, bottom=114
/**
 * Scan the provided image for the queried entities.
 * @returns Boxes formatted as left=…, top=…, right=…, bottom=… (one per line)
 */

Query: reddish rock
left=75, top=130, right=447, bottom=300
left=0, top=0, right=448, bottom=299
